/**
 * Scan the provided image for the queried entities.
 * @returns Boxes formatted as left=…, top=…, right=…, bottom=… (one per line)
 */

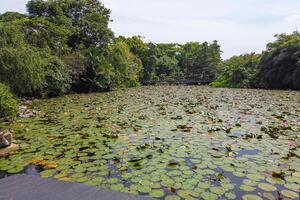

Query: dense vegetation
left=0, top=83, right=19, bottom=120
left=0, top=0, right=299, bottom=119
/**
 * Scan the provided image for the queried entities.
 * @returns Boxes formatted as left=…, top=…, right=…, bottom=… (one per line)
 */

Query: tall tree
left=255, top=32, right=300, bottom=90
left=26, top=0, right=114, bottom=48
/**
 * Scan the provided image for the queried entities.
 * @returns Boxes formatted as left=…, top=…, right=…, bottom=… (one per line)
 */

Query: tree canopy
left=0, top=0, right=298, bottom=104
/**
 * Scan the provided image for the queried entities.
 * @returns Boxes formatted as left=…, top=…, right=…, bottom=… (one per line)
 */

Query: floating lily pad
left=292, top=172, right=300, bottom=178
left=110, top=184, right=124, bottom=191
left=242, top=194, right=263, bottom=200
left=201, top=192, right=218, bottom=200
left=240, top=184, right=255, bottom=192
left=284, top=183, right=300, bottom=192
left=266, top=177, right=285, bottom=185
left=246, top=174, right=265, bottom=181
left=165, top=195, right=180, bottom=200
left=137, top=185, right=151, bottom=193
left=149, top=189, right=164, bottom=198
left=281, top=190, right=299, bottom=199
left=225, top=192, right=236, bottom=199
left=210, top=186, right=225, bottom=195
left=40, top=169, right=56, bottom=178
left=258, top=183, right=277, bottom=192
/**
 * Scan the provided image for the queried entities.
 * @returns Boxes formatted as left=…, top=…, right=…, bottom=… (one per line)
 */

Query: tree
left=255, top=32, right=300, bottom=90
left=79, top=47, right=114, bottom=92
left=44, top=56, right=71, bottom=97
left=0, top=83, right=19, bottom=120
left=0, top=46, right=46, bottom=96
left=0, top=12, right=27, bottom=22
left=26, top=0, right=114, bottom=49
left=155, top=55, right=179, bottom=79
left=212, top=53, right=261, bottom=88
left=180, top=41, right=221, bottom=84
left=109, top=39, right=143, bottom=88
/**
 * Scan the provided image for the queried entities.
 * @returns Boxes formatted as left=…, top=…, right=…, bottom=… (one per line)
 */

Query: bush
left=211, top=53, right=261, bottom=88
left=43, top=57, right=71, bottom=97
left=0, top=83, right=19, bottom=120
left=0, top=46, right=46, bottom=96
left=62, top=52, right=87, bottom=92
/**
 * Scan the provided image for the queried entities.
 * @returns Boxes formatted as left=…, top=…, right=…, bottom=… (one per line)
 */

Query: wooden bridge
left=0, top=174, right=153, bottom=200
left=143, top=78, right=211, bottom=86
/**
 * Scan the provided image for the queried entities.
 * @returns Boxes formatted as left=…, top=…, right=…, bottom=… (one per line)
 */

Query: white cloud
left=1, top=0, right=300, bottom=58
left=101, top=0, right=300, bottom=58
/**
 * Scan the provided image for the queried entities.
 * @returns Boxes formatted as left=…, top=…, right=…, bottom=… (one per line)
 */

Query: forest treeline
left=0, top=0, right=300, bottom=119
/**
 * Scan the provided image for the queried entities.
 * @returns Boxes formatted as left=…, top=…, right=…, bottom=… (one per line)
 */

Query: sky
left=1, top=0, right=300, bottom=58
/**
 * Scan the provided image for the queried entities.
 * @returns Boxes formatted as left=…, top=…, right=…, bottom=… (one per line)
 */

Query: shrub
left=211, top=53, right=261, bottom=88
left=0, top=83, right=19, bottom=120
left=43, top=57, right=71, bottom=97
left=0, top=46, right=46, bottom=96
left=62, top=52, right=87, bottom=92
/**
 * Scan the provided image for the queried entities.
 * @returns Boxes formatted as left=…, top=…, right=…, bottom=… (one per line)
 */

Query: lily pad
left=149, top=189, right=164, bottom=198
left=281, top=190, right=299, bottom=199
left=258, top=183, right=277, bottom=192
left=165, top=195, right=180, bottom=200
left=240, top=184, right=255, bottom=192
left=242, top=194, right=263, bottom=200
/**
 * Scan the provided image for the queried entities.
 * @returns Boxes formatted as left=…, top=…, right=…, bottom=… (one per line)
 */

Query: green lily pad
left=165, top=195, right=180, bottom=200
left=150, top=182, right=161, bottom=189
left=240, top=184, right=255, bottom=192
left=246, top=173, right=265, bottom=181
left=137, top=185, right=151, bottom=193
left=284, top=183, right=300, bottom=192
left=281, top=190, right=299, bottom=199
left=110, top=184, right=124, bottom=191
left=40, top=169, right=56, bottom=178
left=266, top=177, right=285, bottom=185
left=225, top=192, right=236, bottom=199
left=242, top=194, right=263, bottom=200
left=201, top=192, right=218, bottom=200
left=258, top=183, right=277, bottom=192
left=210, top=186, right=225, bottom=195
left=149, top=189, right=164, bottom=198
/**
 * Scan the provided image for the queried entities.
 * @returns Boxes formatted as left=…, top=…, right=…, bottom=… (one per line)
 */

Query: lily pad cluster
left=0, top=86, right=299, bottom=200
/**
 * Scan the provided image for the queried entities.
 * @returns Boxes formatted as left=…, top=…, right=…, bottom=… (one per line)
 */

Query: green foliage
left=0, top=12, right=27, bottom=22
left=179, top=41, right=222, bottom=84
left=15, top=17, right=71, bottom=55
left=79, top=47, right=114, bottom=92
left=0, top=83, right=19, bottom=120
left=0, top=21, right=25, bottom=48
left=255, top=32, right=300, bottom=90
left=62, top=52, right=87, bottom=91
left=26, top=0, right=114, bottom=48
left=212, top=53, right=261, bottom=88
left=109, top=39, right=143, bottom=88
left=155, top=55, right=179, bottom=79
left=0, top=46, right=46, bottom=96
left=44, top=57, right=71, bottom=97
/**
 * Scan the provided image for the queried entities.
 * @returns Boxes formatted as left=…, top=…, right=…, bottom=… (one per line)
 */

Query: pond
left=0, top=86, right=299, bottom=200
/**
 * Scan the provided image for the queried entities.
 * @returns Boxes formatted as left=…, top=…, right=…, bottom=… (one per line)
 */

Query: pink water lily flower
left=288, top=140, right=295, bottom=148
left=112, top=124, right=118, bottom=129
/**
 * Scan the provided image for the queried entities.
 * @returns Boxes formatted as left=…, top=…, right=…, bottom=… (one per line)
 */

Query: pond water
left=0, top=86, right=299, bottom=200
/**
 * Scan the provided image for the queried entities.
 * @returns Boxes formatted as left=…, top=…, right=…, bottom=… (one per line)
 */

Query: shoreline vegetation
left=0, top=0, right=300, bottom=119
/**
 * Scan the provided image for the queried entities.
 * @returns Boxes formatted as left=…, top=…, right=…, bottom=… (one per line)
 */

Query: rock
left=0, top=129, right=13, bottom=148
left=0, top=144, right=19, bottom=156
left=19, top=105, right=36, bottom=118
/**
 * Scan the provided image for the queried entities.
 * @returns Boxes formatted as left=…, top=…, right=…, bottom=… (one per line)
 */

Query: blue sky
left=1, top=0, right=300, bottom=58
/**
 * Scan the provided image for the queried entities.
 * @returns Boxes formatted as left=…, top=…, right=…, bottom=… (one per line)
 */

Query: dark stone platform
left=0, top=174, right=154, bottom=200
